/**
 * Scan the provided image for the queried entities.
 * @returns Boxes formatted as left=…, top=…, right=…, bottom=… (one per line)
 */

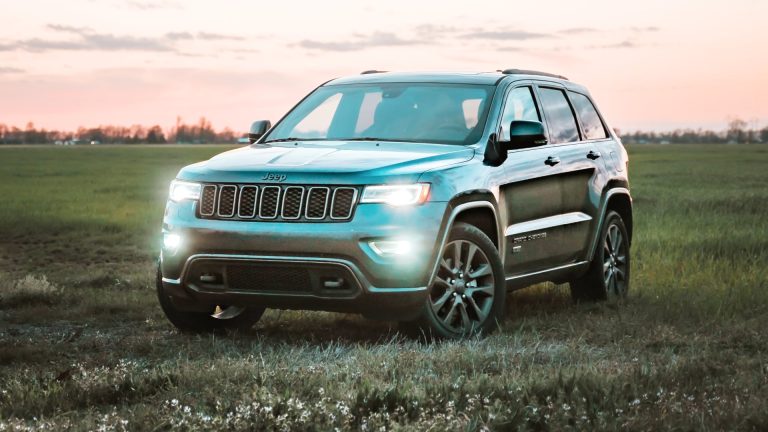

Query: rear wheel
left=403, top=222, right=505, bottom=339
left=570, top=210, right=630, bottom=302
left=156, top=266, right=265, bottom=333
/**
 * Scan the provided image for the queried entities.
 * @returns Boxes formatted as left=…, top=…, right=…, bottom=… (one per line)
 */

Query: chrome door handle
left=587, top=150, right=601, bottom=160
left=544, top=156, right=560, bottom=166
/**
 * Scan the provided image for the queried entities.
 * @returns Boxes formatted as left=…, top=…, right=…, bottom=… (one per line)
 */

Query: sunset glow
left=2, top=0, right=766, bottom=133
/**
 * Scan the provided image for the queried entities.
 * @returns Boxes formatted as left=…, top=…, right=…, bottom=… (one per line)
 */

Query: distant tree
left=727, top=118, right=748, bottom=143
left=146, top=125, right=166, bottom=144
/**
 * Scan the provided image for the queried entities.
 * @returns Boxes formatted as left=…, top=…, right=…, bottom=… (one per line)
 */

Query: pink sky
left=1, top=0, right=767, bottom=133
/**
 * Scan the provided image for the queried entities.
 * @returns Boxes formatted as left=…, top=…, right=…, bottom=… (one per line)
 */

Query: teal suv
left=158, top=69, right=632, bottom=338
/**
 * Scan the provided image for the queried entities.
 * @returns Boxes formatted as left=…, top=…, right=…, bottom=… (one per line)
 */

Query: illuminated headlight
left=369, top=240, right=412, bottom=256
left=360, top=184, right=430, bottom=206
left=163, top=233, right=182, bottom=253
left=169, top=180, right=201, bottom=202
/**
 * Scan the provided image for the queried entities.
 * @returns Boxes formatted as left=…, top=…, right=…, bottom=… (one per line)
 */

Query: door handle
left=544, top=156, right=560, bottom=166
left=587, top=150, right=601, bottom=160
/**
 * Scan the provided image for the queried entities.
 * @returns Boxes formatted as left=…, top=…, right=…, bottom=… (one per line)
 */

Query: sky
left=1, top=0, right=766, bottom=133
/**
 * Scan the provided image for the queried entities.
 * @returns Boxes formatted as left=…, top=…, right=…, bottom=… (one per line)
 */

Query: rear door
left=565, top=90, right=613, bottom=256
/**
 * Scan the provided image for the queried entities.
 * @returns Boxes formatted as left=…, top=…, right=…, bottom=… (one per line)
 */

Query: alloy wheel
left=429, top=239, right=496, bottom=334
left=603, top=223, right=628, bottom=298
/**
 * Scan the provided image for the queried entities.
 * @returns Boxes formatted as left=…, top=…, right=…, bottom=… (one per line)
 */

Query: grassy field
left=0, top=144, right=766, bottom=431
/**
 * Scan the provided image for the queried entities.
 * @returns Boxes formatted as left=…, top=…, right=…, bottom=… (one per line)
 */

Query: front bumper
left=159, top=200, right=448, bottom=320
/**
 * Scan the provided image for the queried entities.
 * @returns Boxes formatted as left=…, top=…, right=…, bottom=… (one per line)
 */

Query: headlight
left=169, top=180, right=201, bottom=202
left=360, top=183, right=430, bottom=206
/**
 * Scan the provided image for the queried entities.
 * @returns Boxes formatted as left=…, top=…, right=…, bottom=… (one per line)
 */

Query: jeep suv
left=157, top=69, right=632, bottom=338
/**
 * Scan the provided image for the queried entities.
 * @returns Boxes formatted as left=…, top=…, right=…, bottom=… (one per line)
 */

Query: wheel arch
left=587, top=187, right=633, bottom=261
left=426, top=193, right=502, bottom=287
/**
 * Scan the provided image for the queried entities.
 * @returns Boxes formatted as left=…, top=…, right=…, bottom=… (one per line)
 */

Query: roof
left=326, top=71, right=505, bottom=86
left=325, top=70, right=577, bottom=87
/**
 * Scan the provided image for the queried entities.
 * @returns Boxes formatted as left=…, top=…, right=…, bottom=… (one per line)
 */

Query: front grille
left=217, top=186, right=237, bottom=217
left=259, top=186, right=281, bottom=219
left=281, top=187, right=304, bottom=219
left=198, top=183, right=358, bottom=222
left=331, top=188, right=357, bottom=219
left=226, top=264, right=312, bottom=292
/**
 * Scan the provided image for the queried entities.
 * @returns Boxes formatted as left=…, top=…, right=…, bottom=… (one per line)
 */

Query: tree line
left=1, top=117, right=767, bottom=145
left=0, top=117, right=241, bottom=145
left=620, top=119, right=768, bottom=144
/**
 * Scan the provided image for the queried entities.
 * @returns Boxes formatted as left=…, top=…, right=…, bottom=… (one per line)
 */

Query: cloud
left=47, top=24, right=92, bottom=34
left=590, top=40, right=638, bottom=49
left=197, top=32, right=244, bottom=41
left=124, top=0, right=181, bottom=10
left=414, top=24, right=461, bottom=37
left=0, top=24, right=247, bottom=53
left=0, top=33, right=173, bottom=53
left=631, top=26, right=660, bottom=32
left=165, top=32, right=194, bottom=41
left=0, top=67, right=25, bottom=74
left=296, top=32, right=421, bottom=52
left=559, top=27, right=600, bottom=35
left=461, top=30, right=552, bottom=41
left=165, top=31, right=243, bottom=41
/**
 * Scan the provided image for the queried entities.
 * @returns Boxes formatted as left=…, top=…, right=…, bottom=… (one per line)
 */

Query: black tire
left=402, top=222, right=505, bottom=339
left=570, top=210, right=631, bottom=302
left=156, top=266, right=265, bottom=333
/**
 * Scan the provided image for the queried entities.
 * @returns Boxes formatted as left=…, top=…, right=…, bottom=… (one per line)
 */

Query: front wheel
left=402, top=222, right=506, bottom=339
left=570, top=210, right=631, bottom=302
left=156, top=266, right=265, bottom=333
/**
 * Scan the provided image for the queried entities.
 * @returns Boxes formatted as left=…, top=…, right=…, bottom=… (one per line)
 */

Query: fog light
left=163, top=233, right=182, bottom=252
left=369, top=240, right=412, bottom=256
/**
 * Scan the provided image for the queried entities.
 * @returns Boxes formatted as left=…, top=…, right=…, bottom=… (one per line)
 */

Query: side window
left=569, top=92, right=608, bottom=140
left=499, top=86, right=540, bottom=141
left=538, top=87, right=580, bottom=144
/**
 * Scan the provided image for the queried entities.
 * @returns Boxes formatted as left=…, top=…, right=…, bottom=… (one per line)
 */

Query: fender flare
left=586, top=187, right=632, bottom=261
left=425, top=197, right=502, bottom=288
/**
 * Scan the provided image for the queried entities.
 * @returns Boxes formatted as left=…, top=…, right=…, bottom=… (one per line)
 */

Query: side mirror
left=248, top=120, right=272, bottom=143
left=503, top=120, right=547, bottom=150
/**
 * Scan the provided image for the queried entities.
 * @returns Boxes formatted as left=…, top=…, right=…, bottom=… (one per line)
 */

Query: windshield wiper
left=261, top=137, right=304, bottom=143
left=345, top=137, right=394, bottom=142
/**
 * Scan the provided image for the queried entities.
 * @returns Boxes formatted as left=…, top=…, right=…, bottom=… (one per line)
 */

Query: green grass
left=0, top=144, right=766, bottom=431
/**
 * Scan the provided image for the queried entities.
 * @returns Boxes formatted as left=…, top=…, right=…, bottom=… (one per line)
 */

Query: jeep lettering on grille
left=262, top=173, right=287, bottom=182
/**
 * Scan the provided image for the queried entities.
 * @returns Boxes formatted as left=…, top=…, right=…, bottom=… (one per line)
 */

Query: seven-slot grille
left=198, top=184, right=358, bottom=222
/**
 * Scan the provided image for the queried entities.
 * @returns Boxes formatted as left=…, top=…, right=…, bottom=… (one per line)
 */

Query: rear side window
left=569, top=92, right=608, bottom=140
left=538, top=87, right=580, bottom=144
left=499, top=86, right=540, bottom=141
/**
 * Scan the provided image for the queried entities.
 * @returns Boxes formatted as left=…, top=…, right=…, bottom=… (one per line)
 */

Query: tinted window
left=569, top=92, right=607, bottom=140
left=538, top=87, right=580, bottom=144
left=499, top=86, right=540, bottom=141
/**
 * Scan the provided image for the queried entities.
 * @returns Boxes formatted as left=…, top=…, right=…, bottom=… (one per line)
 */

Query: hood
left=179, top=141, right=474, bottom=183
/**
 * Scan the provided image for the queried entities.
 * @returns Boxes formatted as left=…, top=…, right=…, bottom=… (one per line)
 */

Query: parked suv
left=157, top=69, right=632, bottom=338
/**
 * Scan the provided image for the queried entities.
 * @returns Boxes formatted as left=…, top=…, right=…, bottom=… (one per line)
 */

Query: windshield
left=263, top=83, right=495, bottom=145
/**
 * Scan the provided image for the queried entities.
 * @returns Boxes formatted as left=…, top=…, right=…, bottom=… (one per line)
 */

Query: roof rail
left=360, top=70, right=388, bottom=75
left=500, top=69, right=568, bottom=80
